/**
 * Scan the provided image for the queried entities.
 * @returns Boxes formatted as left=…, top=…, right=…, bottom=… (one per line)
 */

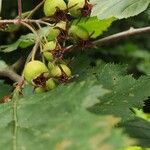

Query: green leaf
left=0, top=33, right=35, bottom=52
left=0, top=80, right=12, bottom=99
left=0, top=81, right=133, bottom=149
left=0, top=61, right=12, bottom=99
left=18, top=33, right=35, bottom=48
left=91, top=0, right=150, bottom=19
left=71, top=57, right=150, bottom=121
left=90, top=65, right=150, bottom=120
left=22, top=84, right=34, bottom=97
left=120, top=118, right=150, bottom=147
left=73, top=17, right=115, bottom=38
left=0, top=27, right=50, bottom=53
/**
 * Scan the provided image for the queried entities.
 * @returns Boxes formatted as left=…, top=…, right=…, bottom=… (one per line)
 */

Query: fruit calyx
left=32, top=73, right=49, bottom=87
left=80, top=0, right=93, bottom=17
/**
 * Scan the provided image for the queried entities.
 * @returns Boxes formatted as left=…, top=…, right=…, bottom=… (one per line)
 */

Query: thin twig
left=31, top=41, right=40, bottom=61
left=20, top=21, right=41, bottom=60
left=93, top=26, right=150, bottom=46
left=0, top=19, right=53, bottom=27
left=26, top=0, right=45, bottom=19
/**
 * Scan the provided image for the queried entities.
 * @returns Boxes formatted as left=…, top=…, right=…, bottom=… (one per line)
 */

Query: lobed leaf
left=71, top=55, right=150, bottom=121
left=0, top=80, right=133, bottom=149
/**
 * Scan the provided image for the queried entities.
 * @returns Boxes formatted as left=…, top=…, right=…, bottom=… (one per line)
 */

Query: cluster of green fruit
left=23, top=0, right=93, bottom=93
left=43, top=0, right=92, bottom=42
left=23, top=60, right=71, bottom=93
left=44, top=0, right=93, bottom=19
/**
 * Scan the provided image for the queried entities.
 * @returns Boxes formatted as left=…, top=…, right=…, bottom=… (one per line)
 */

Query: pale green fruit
left=44, top=0, right=67, bottom=17
left=50, top=64, right=71, bottom=77
left=35, top=87, right=45, bottom=93
left=43, top=41, right=57, bottom=51
left=68, top=0, right=85, bottom=17
left=60, top=64, right=71, bottom=77
left=43, top=52, right=54, bottom=61
left=48, top=62, right=55, bottom=70
left=69, top=25, right=89, bottom=40
left=50, top=66, right=62, bottom=77
left=46, top=78, right=56, bottom=90
left=48, top=27, right=60, bottom=41
left=48, top=21, right=67, bottom=41
left=23, top=61, right=48, bottom=83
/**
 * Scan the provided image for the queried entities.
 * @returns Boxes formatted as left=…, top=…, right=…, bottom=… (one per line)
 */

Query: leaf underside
left=91, top=0, right=150, bottom=19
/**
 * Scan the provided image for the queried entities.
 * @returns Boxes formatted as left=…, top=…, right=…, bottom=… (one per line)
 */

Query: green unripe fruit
left=43, top=52, right=54, bottom=61
left=50, top=66, right=62, bottom=77
left=69, top=25, right=89, bottom=40
left=48, top=62, right=55, bottom=70
left=68, top=0, right=85, bottom=17
left=42, top=41, right=57, bottom=61
left=48, top=27, right=60, bottom=41
left=60, top=64, right=71, bottom=77
left=23, top=61, right=48, bottom=83
left=43, top=41, right=57, bottom=51
left=47, top=21, right=67, bottom=41
left=46, top=78, right=56, bottom=90
left=44, top=0, right=67, bottom=17
left=35, top=87, right=45, bottom=93
left=50, top=64, right=71, bottom=77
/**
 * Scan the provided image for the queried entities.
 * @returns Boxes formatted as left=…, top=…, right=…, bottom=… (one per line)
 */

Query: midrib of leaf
left=121, top=0, right=139, bottom=14
left=12, top=91, right=19, bottom=150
